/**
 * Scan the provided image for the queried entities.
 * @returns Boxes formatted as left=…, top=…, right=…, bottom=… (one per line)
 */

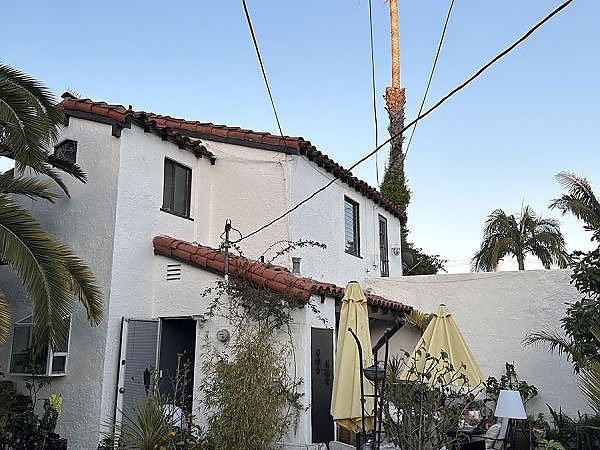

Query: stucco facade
left=364, top=269, right=589, bottom=417
left=0, top=99, right=406, bottom=448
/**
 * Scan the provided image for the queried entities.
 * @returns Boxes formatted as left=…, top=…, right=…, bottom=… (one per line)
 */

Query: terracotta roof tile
left=153, top=235, right=412, bottom=314
left=60, top=94, right=406, bottom=224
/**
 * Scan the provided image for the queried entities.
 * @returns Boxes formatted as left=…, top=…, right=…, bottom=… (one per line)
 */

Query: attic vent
left=166, top=263, right=182, bottom=281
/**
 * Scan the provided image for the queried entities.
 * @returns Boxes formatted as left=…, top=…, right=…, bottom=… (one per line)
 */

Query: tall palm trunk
left=384, top=0, right=407, bottom=199
left=516, top=253, right=525, bottom=270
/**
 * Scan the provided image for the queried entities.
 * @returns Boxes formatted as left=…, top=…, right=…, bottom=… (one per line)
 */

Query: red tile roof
left=60, top=94, right=406, bottom=225
left=153, top=236, right=412, bottom=314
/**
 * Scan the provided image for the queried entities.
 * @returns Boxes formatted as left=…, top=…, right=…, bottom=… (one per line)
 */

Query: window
left=379, top=215, right=389, bottom=277
left=53, top=139, right=78, bottom=163
left=344, top=197, right=360, bottom=256
left=162, top=158, right=192, bottom=218
left=10, top=316, right=71, bottom=376
left=292, top=257, right=301, bottom=275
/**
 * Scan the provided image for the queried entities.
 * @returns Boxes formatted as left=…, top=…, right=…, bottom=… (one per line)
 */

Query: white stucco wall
left=0, top=112, right=404, bottom=448
left=151, top=255, right=337, bottom=447
left=0, top=117, right=122, bottom=448
left=364, top=269, right=589, bottom=416
left=290, top=157, right=403, bottom=286
left=98, top=124, right=214, bottom=432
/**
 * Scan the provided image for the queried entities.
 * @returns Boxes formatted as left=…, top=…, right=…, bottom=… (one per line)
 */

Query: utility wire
left=367, top=0, right=380, bottom=185
left=404, top=0, right=455, bottom=160
left=236, top=0, right=575, bottom=244
left=241, top=0, right=285, bottom=137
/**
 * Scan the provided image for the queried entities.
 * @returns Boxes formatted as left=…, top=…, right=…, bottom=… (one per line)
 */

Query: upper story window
left=10, top=316, right=71, bottom=376
left=379, top=215, right=389, bottom=277
left=162, top=158, right=192, bottom=218
left=53, top=139, right=78, bottom=164
left=344, top=196, right=360, bottom=256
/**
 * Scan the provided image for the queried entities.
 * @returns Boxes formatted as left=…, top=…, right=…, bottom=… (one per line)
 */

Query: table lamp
left=495, top=390, right=526, bottom=449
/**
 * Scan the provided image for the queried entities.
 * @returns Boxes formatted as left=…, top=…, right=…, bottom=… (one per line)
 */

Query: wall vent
left=166, top=263, right=182, bottom=281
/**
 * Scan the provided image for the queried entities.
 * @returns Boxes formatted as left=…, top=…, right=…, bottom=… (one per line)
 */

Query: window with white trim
left=9, top=316, right=71, bottom=376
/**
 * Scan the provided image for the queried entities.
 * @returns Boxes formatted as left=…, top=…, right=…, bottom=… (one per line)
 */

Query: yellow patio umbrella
left=402, top=304, right=484, bottom=387
left=330, top=281, right=374, bottom=433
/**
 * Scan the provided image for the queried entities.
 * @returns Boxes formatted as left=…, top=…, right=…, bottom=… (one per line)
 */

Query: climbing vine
left=201, top=241, right=325, bottom=450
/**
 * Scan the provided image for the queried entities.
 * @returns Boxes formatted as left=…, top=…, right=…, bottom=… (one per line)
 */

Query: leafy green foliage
left=200, top=245, right=323, bottom=450
left=100, top=358, right=209, bottom=450
left=382, top=347, right=483, bottom=450
left=203, top=327, right=302, bottom=450
left=402, top=239, right=447, bottom=275
left=544, top=406, right=600, bottom=450
left=380, top=167, right=410, bottom=213
left=0, top=64, right=102, bottom=347
left=484, top=362, right=538, bottom=408
left=472, top=205, right=569, bottom=271
left=0, top=379, right=66, bottom=449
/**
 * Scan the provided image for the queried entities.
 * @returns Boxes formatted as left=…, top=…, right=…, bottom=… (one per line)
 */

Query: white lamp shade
left=495, top=390, right=527, bottom=419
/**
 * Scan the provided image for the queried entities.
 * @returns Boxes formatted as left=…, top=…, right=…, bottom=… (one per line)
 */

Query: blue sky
left=2, top=1, right=598, bottom=272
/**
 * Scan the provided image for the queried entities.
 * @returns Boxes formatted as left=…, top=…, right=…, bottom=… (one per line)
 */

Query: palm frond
left=0, top=290, right=9, bottom=343
left=38, top=164, right=70, bottom=197
left=550, top=171, right=600, bottom=236
left=0, top=196, right=73, bottom=350
left=408, top=309, right=433, bottom=333
left=0, top=65, right=62, bottom=172
left=580, top=361, right=600, bottom=415
left=46, top=154, right=87, bottom=183
left=473, top=205, right=568, bottom=271
left=523, top=328, right=585, bottom=369
left=56, top=241, right=103, bottom=325
left=0, top=173, right=57, bottom=202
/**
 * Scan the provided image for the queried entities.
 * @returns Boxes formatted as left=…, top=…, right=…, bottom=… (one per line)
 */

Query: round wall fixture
left=216, top=329, right=231, bottom=343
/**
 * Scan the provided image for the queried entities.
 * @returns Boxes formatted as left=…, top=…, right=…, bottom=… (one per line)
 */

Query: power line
left=236, top=0, right=575, bottom=244
left=367, top=0, right=380, bottom=186
left=241, top=0, right=285, bottom=137
left=404, top=0, right=455, bottom=160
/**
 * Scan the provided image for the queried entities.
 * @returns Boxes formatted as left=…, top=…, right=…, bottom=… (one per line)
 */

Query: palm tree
left=550, top=171, right=600, bottom=241
left=471, top=205, right=569, bottom=271
left=0, top=64, right=102, bottom=350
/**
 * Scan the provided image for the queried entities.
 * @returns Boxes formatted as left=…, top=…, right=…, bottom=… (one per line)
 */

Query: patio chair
left=482, top=418, right=510, bottom=449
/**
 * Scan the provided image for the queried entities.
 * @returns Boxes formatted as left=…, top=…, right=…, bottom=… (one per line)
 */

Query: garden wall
left=364, top=269, right=588, bottom=416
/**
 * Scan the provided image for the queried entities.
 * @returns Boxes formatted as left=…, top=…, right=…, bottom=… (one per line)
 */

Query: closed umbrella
left=402, top=304, right=484, bottom=387
left=330, top=281, right=374, bottom=433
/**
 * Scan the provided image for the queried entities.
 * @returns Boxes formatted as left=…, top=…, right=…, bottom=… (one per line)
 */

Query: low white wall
left=364, top=269, right=588, bottom=416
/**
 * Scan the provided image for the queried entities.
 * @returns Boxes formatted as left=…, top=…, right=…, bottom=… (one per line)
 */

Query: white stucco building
left=365, top=269, right=590, bottom=417
left=0, top=94, right=411, bottom=449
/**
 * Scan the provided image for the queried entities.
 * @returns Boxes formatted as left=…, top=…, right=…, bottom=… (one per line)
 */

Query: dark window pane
left=51, top=356, right=67, bottom=374
left=53, top=140, right=78, bottom=163
left=344, top=197, right=359, bottom=256
left=55, top=319, right=70, bottom=353
left=379, top=215, right=389, bottom=277
left=162, top=159, right=191, bottom=217
left=10, top=353, right=29, bottom=373
left=173, top=164, right=190, bottom=216
left=163, top=160, right=174, bottom=210
left=12, top=326, right=31, bottom=353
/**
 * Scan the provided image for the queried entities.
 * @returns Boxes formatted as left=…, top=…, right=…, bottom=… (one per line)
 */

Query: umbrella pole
left=348, top=328, right=367, bottom=449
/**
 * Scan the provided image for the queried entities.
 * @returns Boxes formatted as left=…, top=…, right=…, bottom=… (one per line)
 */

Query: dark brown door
left=311, top=328, right=334, bottom=443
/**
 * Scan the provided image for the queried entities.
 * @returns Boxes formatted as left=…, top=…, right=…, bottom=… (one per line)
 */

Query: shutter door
left=122, top=319, right=159, bottom=414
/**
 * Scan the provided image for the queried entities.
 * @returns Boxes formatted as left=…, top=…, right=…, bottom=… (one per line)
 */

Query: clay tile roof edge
left=152, top=235, right=412, bottom=314
left=60, top=95, right=405, bottom=223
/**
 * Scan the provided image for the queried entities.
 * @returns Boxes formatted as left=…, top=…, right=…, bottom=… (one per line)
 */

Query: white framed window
left=9, top=316, right=71, bottom=376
